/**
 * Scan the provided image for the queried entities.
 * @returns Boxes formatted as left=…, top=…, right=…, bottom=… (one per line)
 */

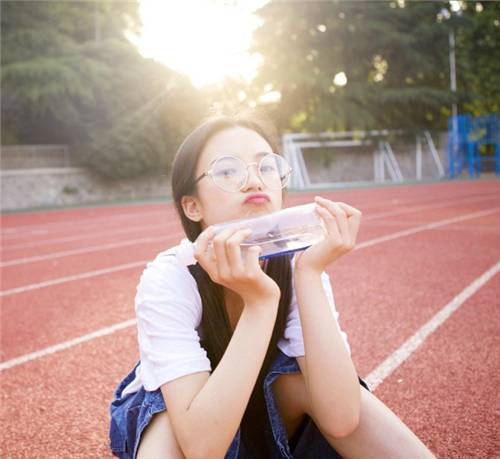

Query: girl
left=109, top=112, right=435, bottom=459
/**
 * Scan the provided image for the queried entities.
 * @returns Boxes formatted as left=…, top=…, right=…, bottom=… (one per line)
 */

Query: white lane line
left=365, top=261, right=500, bottom=391
left=1, top=222, right=171, bottom=252
left=356, top=206, right=500, bottom=250
left=2, top=206, right=499, bottom=298
left=2, top=207, right=500, bottom=371
left=0, top=319, right=137, bottom=372
left=2, top=192, right=496, bottom=256
left=2, top=189, right=496, bottom=243
left=0, top=236, right=169, bottom=267
left=2, top=262, right=499, bottom=374
left=363, top=193, right=500, bottom=221
left=0, top=261, right=148, bottom=297
left=365, top=220, right=500, bottom=234
left=1, top=208, right=171, bottom=238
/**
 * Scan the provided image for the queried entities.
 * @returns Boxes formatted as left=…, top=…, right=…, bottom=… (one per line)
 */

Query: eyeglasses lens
left=212, top=157, right=247, bottom=192
left=259, top=154, right=289, bottom=189
left=212, top=154, right=290, bottom=192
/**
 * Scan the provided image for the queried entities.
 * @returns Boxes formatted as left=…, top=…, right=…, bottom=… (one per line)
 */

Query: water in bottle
left=176, top=203, right=326, bottom=266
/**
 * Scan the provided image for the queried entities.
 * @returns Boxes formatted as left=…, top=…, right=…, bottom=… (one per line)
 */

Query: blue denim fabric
left=109, top=349, right=370, bottom=459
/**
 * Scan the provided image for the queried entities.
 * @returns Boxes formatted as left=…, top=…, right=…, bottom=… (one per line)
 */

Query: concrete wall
left=1, top=133, right=449, bottom=211
left=1, top=167, right=170, bottom=211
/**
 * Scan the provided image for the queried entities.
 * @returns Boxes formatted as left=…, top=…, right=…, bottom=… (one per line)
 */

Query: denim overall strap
left=225, top=428, right=242, bottom=459
left=109, top=361, right=142, bottom=456
left=262, top=349, right=302, bottom=459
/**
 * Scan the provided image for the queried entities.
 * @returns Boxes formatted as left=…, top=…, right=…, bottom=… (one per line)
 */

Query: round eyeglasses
left=193, top=153, right=292, bottom=193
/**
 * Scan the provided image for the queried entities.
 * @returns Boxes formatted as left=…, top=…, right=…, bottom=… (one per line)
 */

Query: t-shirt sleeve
left=135, top=253, right=211, bottom=391
left=277, top=270, right=352, bottom=357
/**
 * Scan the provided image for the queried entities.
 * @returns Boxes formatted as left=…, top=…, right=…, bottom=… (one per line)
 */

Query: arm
left=163, top=301, right=278, bottom=459
left=293, top=196, right=364, bottom=438
left=294, top=271, right=360, bottom=438
left=162, top=226, right=281, bottom=459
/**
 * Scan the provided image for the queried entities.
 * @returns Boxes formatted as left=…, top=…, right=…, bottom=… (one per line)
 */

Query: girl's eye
left=215, top=168, right=238, bottom=178
left=260, top=164, right=277, bottom=174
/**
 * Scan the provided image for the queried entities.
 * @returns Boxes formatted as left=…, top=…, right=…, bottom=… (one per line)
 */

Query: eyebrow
left=213, top=151, right=273, bottom=162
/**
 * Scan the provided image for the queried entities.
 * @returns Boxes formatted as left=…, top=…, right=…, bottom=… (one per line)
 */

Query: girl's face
left=182, top=126, right=284, bottom=229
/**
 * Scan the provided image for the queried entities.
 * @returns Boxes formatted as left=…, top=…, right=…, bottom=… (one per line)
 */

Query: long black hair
left=171, top=112, right=293, bottom=456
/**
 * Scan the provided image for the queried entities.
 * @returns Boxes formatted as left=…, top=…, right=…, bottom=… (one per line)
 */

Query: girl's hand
left=193, top=226, right=281, bottom=306
left=294, top=196, right=362, bottom=274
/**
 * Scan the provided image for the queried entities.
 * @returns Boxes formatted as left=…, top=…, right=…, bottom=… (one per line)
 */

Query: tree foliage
left=250, top=0, right=498, bottom=133
left=454, top=2, right=500, bottom=115
left=2, top=0, right=498, bottom=174
left=1, top=0, right=204, bottom=179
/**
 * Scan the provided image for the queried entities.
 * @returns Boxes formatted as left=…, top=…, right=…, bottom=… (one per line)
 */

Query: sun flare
left=133, top=0, right=268, bottom=88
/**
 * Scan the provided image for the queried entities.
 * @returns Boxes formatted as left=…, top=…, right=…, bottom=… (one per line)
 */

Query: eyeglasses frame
left=193, top=152, right=292, bottom=192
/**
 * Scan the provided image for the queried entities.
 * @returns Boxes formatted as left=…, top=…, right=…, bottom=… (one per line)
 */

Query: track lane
left=0, top=208, right=174, bottom=247
left=0, top=327, right=137, bottom=458
left=2, top=180, right=497, bottom=245
left=0, top=222, right=172, bottom=260
left=2, top=201, right=498, bottom=368
left=2, top=188, right=497, bottom=263
left=1, top=238, right=172, bottom=290
left=1, top=202, right=170, bottom=232
left=0, top=224, right=498, bottom=458
left=1, top=179, right=499, bottom=458
left=372, top=270, right=500, bottom=459
left=331, top=213, right=500, bottom=378
left=2, top=192, right=498, bottom=289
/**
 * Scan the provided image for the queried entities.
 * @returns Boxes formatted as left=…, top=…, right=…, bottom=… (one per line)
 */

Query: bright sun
left=133, top=0, right=269, bottom=88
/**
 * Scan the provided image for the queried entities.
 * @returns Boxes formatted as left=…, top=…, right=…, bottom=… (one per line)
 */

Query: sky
left=133, top=0, right=269, bottom=88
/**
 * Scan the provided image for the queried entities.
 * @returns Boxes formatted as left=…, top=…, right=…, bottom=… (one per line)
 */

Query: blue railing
left=447, top=114, right=499, bottom=178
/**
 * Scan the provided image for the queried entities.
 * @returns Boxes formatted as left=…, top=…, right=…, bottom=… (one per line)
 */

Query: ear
left=181, top=195, right=203, bottom=222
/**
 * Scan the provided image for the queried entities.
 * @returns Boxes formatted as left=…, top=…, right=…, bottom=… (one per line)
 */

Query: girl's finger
left=226, top=228, right=252, bottom=273
left=315, top=196, right=347, bottom=218
left=193, top=226, right=216, bottom=264
left=336, top=201, right=362, bottom=218
left=336, top=202, right=362, bottom=242
left=315, top=205, right=342, bottom=242
left=315, top=198, right=351, bottom=245
left=212, top=227, right=239, bottom=279
left=244, top=245, right=262, bottom=274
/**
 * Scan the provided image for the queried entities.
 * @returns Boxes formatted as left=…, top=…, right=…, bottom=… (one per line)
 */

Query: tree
left=453, top=1, right=500, bottom=115
left=251, top=1, right=460, bottom=132
left=1, top=0, right=204, bottom=178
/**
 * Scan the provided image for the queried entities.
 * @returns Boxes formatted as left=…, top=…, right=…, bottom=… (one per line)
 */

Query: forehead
left=199, top=126, right=273, bottom=168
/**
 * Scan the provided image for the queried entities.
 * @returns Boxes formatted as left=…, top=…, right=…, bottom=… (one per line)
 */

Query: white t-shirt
left=121, top=242, right=351, bottom=396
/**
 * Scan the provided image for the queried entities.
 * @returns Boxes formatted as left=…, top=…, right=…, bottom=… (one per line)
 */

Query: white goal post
left=282, top=130, right=444, bottom=189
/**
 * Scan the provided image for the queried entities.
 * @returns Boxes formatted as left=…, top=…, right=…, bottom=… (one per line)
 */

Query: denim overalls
left=109, top=348, right=370, bottom=459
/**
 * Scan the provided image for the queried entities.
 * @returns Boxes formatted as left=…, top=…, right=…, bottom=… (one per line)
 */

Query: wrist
left=244, top=287, right=280, bottom=305
left=293, top=264, right=323, bottom=280
left=243, top=298, right=280, bottom=316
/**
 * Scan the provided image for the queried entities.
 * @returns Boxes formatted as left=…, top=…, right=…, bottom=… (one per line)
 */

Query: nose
left=242, top=163, right=264, bottom=190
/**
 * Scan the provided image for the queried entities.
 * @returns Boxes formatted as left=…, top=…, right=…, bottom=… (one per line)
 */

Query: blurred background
left=1, top=0, right=499, bottom=210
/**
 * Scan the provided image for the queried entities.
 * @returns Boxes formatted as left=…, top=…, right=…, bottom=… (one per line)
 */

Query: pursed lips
left=244, top=194, right=270, bottom=204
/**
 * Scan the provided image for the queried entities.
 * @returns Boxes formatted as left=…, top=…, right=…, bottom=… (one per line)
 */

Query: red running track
left=1, top=179, right=499, bottom=458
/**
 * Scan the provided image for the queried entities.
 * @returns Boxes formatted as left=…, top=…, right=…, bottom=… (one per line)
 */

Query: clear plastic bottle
left=176, top=203, right=326, bottom=266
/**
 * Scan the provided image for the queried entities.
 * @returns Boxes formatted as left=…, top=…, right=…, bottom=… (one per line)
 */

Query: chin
left=242, top=205, right=275, bottom=218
